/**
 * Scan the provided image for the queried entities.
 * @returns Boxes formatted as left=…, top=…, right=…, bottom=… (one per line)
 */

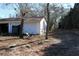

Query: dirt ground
left=43, top=29, right=79, bottom=56
left=0, top=35, right=60, bottom=56
left=0, top=29, right=79, bottom=56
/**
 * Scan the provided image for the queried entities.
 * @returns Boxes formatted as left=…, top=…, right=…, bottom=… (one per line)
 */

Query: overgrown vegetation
left=59, top=3, right=79, bottom=29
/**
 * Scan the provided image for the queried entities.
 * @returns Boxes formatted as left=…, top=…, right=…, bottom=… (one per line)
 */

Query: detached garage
left=0, top=17, right=47, bottom=35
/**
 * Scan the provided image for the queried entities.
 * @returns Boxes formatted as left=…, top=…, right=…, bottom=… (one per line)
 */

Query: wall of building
left=8, top=21, right=40, bottom=34
left=23, top=22, right=40, bottom=34
left=40, top=18, right=47, bottom=35
left=6, top=18, right=47, bottom=35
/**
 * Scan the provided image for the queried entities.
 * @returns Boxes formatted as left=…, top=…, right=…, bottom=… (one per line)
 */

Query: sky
left=0, top=3, right=75, bottom=18
left=0, top=4, right=17, bottom=18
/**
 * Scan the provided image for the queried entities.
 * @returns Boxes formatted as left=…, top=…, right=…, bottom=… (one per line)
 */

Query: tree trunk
left=45, top=3, right=50, bottom=39
left=19, top=18, right=24, bottom=38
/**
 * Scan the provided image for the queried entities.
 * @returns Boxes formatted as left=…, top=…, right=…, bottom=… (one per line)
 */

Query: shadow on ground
left=43, top=30, right=79, bottom=56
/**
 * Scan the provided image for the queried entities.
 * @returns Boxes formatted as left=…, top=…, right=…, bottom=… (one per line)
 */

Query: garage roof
left=0, top=17, right=44, bottom=22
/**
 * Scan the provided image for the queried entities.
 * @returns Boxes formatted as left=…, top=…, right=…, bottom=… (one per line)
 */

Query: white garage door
left=23, top=23, right=40, bottom=34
